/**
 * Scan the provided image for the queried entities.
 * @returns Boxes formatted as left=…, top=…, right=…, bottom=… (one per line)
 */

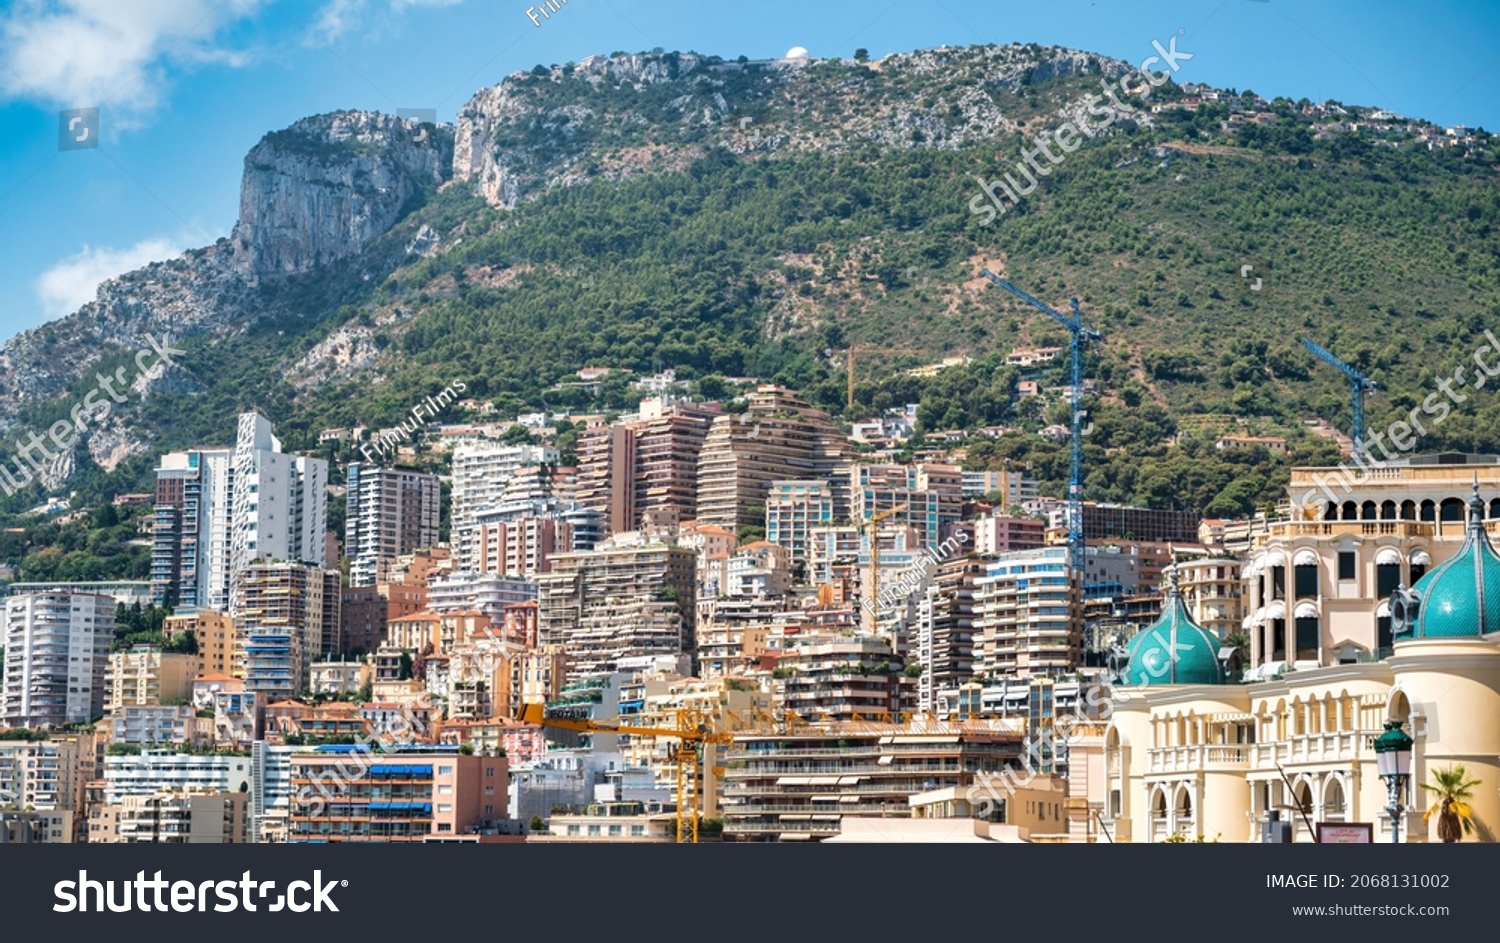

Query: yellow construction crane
left=518, top=702, right=733, bottom=843
left=860, top=503, right=908, bottom=634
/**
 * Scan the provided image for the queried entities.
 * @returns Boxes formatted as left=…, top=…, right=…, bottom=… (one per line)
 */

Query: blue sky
left=1, top=0, right=1497, bottom=342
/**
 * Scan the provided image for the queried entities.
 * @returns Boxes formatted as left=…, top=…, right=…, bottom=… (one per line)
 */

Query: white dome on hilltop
left=785, top=46, right=809, bottom=59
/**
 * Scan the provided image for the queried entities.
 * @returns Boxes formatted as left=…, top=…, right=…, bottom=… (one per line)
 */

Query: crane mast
left=979, top=270, right=1101, bottom=577
left=1302, top=338, right=1376, bottom=463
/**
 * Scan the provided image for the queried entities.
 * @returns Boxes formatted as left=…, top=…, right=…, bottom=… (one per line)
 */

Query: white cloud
left=35, top=237, right=189, bottom=319
left=309, top=0, right=367, bottom=45
left=309, top=0, right=463, bottom=45
left=0, top=0, right=263, bottom=117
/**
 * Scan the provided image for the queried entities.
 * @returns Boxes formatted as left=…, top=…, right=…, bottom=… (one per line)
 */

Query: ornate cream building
left=1241, top=457, right=1500, bottom=674
left=1105, top=485, right=1500, bottom=843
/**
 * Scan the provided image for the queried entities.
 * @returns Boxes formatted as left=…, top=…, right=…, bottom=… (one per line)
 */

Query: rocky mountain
left=2, top=45, right=1119, bottom=456
left=1, top=43, right=1496, bottom=512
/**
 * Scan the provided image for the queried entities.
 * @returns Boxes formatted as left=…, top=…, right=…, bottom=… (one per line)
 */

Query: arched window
left=1323, top=777, right=1347, bottom=823
left=1294, top=554, right=1318, bottom=598
left=1420, top=500, right=1436, bottom=522
left=1375, top=547, right=1402, bottom=599
left=1380, top=500, right=1397, bottom=520
left=1400, top=500, right=1417, bottom=521
left=1441, top=497, right=1466, bottom=522
left=1361, top=500, right=1377, bottom=521
left=1342, top=501, right=1358, bottom=520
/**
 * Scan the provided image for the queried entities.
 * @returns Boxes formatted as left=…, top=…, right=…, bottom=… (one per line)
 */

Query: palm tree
left=1421, top=765, right=1481, bottom=843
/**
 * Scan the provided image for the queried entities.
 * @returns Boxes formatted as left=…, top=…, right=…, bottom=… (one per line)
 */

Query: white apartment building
left=104, top=750, right=253, bottom=803
left=973, top=547, right=1083, bottom=681
left=1, top=592, right=115, bottom=728
left=427, top=572, right=538, bottom=619
left=451, top=443, right=559, bottom=543
left=153, top=411, right=327, bottom=610
left=228, top=412, right=328, bottom=607
left=109, top=704, right=200, bottom=746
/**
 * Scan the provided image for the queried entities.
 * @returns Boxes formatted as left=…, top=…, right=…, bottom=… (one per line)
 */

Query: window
left=438, top=784, right=452, bottom=795
left=1295, top=618, right=1319, bottom=659
left=486, top=767, right=496, bottom=778
left=437, top=803, right=453, bottom=814
left=438, top=765, right=453, bottom=775
left=484, top=805, right=494, bottom=816
left=437, top=823, right=451, bottom=832
left=1376, top=564, right=1401, bottom=599
left=1337, top=552, right=1356, bottom=581
left=1294, top=565, right=1317, bottom=598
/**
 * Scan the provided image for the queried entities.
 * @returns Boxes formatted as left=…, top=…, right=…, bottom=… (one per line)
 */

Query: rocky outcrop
left=230, top=111, right=452, bottom=278
left=0, top=111, right=450, bottom=424
left=454, top=53, right=706, bottom=207
left=451, top=46, right=1136, bottom=208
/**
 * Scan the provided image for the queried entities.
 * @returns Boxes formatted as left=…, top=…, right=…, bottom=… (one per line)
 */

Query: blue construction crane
left=980, top=270, right=1102, bottom=575
left=1302, top=339, right=1376, bottom=462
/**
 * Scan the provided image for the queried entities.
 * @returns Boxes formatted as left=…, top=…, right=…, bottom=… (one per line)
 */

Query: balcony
left=1252, top=732, right=1372, bottom=767
left=1146, top=745, right=1249, bottom=774
left=1262, top=521, right=1433, bottom=542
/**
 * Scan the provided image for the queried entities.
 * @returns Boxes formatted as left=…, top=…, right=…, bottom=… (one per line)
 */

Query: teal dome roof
left=1394, top=484, right=1500, bottom=639
left=1120, top=574, right=1225, bottom=685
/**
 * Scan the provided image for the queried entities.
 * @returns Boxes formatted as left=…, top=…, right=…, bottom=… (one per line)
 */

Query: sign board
left=1315, top=823, right=1374, bottom=843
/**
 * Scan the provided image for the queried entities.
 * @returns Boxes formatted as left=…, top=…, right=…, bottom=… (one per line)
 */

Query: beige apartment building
left=165, top=609, right=235, bottom=677
left=695, top=385, right=851, bottom=532
left=536, top=540, right=697, bottom=676
left=105, top=647, right=198, bottom=716
left=89, top=790, right=247, bottom=843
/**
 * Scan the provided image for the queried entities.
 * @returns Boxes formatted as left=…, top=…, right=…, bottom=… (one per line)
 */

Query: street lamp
left=1374, top=720, right=1414, bottom=843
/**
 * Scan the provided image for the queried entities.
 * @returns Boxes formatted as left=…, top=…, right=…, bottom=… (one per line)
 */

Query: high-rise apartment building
left=150, top=447, right=231, bottom=609
left=849, top=463, right=964, bottom=550
left=973, top=547, right=1083, bottom=681
left=452, top=443, right=558, bottom=536
left=232, top=563, right=334, bottom=700
left=2, top=592, right=115, bottom=728
left=695, top=386, right=851, bottom=532
left=151, top=412, right=327, bottom=610
left=765, top=479, right=837, bottom=567
left=576, top=399, right=717, bottom=536
left=633, top=398, right=717, bottom=530
left=914, top=556, right=990, bottom=711
left=577, top=425, right=635, bottom=535
left=345, top=464, right=441, bottom=587
left=536, top=541, right=697, bottom=676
